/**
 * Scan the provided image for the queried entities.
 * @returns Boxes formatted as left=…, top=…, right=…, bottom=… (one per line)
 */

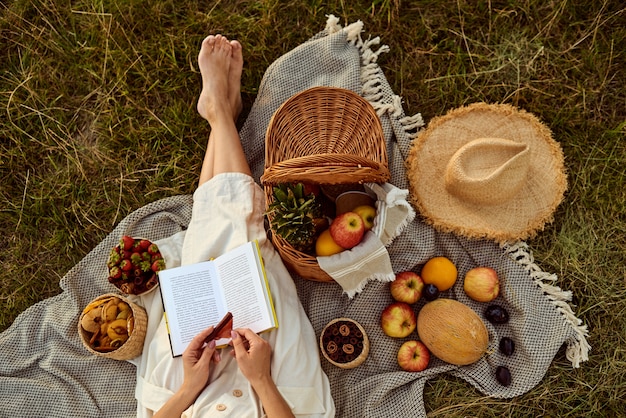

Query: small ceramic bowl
left=106, top=236, right=164, bottom=296
left=335, top=191, right=376, bottom=216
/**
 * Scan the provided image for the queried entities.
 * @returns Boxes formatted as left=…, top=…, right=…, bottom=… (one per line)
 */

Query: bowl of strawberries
left=106, top=235, right=165, bottom=295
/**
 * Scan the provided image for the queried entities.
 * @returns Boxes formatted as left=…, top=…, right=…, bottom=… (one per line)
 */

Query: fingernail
left=209, top=340, right=216, bottom=349
left=231, top=330, right=237, bottom=339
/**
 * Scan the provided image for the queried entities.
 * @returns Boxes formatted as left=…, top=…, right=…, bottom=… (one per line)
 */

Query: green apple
left=353, top=205, right=376, bottom=230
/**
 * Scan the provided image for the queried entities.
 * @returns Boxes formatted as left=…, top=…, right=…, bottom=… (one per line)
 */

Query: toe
left=201, top=35, right=216, bottom=50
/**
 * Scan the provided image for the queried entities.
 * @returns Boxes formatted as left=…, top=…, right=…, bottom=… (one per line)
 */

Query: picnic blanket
left=0, top=15, right=589, bottom=418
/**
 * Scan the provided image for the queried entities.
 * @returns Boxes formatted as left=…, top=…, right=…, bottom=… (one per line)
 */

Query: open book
left=158, top=241, right=278, bottom=357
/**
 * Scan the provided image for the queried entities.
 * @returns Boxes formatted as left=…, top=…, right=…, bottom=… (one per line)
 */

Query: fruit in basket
left=302, top=182, right=320, bottom=197
left=421, top=256, right=458, bottom=291
left=80, top=296, right=134, bottom=352
left=417, top=298, right=488, bottom=365
left=397, top=340, right=430, bottom=372
left=380, top=302, right=416, bottom=338
left=390, top=271, right=424, bottom=304
left=330, top=211, right=365, bottom=249
left=463, top=267, right=500, bottom=302
left=352, top=205, right=376, bottom=230
left=107, top=236, right=164, bottom=295
left=268, top=183, right=325, bottom=254
left=315, top=229, right=345, bottom=257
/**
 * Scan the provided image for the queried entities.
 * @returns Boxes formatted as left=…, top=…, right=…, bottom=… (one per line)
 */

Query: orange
left=420, top=256, right=458, bottom=291
left=315, top=229, right=345, bottom=256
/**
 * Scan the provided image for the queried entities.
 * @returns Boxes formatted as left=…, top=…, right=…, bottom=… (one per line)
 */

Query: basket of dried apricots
left=78, top=293, right=147, bottom=360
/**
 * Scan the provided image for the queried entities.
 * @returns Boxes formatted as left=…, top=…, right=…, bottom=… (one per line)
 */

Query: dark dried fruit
left=499, top=337, right=515, bottom=356
left=485, top=305, right=509, bottom=324
left=496, top=365, right=512, bottom=386
left=423, top=284, right=440, bottom=301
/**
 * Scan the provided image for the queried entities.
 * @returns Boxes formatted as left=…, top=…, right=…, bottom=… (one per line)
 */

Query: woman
left=135, top=35, right=335, bottom=418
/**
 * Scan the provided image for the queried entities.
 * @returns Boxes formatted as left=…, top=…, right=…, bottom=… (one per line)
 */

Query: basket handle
left=261, top=153, right=390, bottom=185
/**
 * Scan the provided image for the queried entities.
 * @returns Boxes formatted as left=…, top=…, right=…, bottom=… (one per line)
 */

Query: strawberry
left=120, top=235, right=135, bottom=251
left=122, top=250, right=133, bottom=260
left=130, top=252, right=142, bottom=266
left=141, top=252, right=151, bottom=262
left=147, top=243, right=160, bottom=255
left=132, top=241, right=143, bottom=253
left=109, top=266, right=122, bottom=280
left=151, top=259, right=166, bottom=272
left=138, top=239, right=151, bottom=251
left=140, top=261, right=152, bottom=273
left=151, top=253, right=163, bottom=263
left=107, top=251, right=121, bottom=269
left=120, top=259, right=133, bottom=272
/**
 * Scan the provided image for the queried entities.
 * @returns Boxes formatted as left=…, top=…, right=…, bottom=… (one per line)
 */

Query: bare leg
left=197, top=35, right=250, bottom=186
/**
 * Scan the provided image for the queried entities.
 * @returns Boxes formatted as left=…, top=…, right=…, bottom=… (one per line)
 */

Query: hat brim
left=407, top=102, right=567, bottom=242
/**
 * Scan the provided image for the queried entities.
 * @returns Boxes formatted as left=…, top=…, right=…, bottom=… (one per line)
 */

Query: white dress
left=134, top=173, right=335, bottom=417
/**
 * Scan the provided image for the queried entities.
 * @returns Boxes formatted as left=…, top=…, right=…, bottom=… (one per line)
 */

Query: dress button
left=232, top=389, right=243, bottom=397
left=216, top=403, right=227, bottom=411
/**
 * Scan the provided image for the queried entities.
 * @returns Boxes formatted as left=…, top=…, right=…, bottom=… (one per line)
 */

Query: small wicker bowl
left=320, top=318, right=370, bottom=369
left=262, top=87, right=390, bottom=282
left=78, top=293, right=148, bottom=360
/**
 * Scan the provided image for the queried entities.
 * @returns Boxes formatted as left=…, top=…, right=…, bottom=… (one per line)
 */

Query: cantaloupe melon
left=417, top=298, right=489, bottom=366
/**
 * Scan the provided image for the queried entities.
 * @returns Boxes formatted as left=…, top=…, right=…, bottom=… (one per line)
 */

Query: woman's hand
left=180, top=326, right=221, bottom=399
left=231, top=329, right=295, bottom=418
left=154, top=326, right=221, bottom=418
left=230, top=328, right=271, bottom=385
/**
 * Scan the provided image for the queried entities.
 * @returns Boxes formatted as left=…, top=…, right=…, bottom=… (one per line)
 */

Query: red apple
left=380, top=302, right=416, bottom=338
left=390, top=271, right=424, bottom=304
left=397, top=340, right=430, bottom=372
left=463, top=267, right=500, bottom=302
left=330, top=211, right=365, bottom=249
left=353, top=205, right=376, bottom=230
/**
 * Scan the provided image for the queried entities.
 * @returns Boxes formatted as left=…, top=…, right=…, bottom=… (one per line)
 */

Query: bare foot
left=229, top=40, right=244, bottom=120
left=197, top=35, right=232, bottom=123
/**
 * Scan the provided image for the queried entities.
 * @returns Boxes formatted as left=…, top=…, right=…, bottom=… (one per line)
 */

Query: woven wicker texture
left=262, top=86, right=390, bottom=282
left=78, top=294, right=148, bottom=361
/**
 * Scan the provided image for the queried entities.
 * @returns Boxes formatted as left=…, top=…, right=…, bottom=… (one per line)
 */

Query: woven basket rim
left=78, top=292, right=147, bottom=360
left=263, top=86, right=389, bottom=173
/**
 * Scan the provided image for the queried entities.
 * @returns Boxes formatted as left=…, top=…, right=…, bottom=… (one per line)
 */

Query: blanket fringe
left=324, top=14, right=342, bottom=34
left=344, top=272, right=395, bottom=299
left=503, top=241, right=591, bottom=368
left=326, top=14, right=424, bottom=140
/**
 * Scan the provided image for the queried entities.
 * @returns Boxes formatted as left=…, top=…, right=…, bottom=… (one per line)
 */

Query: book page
left=214, top=242, right=274, bottom=335
left=158, top=261, right=227, bottom=356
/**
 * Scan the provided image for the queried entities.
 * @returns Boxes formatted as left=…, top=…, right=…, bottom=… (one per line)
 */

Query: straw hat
left=406, top=102, right=567, bottom=242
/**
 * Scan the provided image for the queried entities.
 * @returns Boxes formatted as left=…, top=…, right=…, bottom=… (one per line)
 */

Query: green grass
left=1, top=0, right=625, bottom=416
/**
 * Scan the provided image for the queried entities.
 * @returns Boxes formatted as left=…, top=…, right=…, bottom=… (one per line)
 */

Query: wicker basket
left=320, top=318, right=370, bottom=369
left=261, top=87, right=390, bottom=282
left=78, top=293, right=148, bottom=361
